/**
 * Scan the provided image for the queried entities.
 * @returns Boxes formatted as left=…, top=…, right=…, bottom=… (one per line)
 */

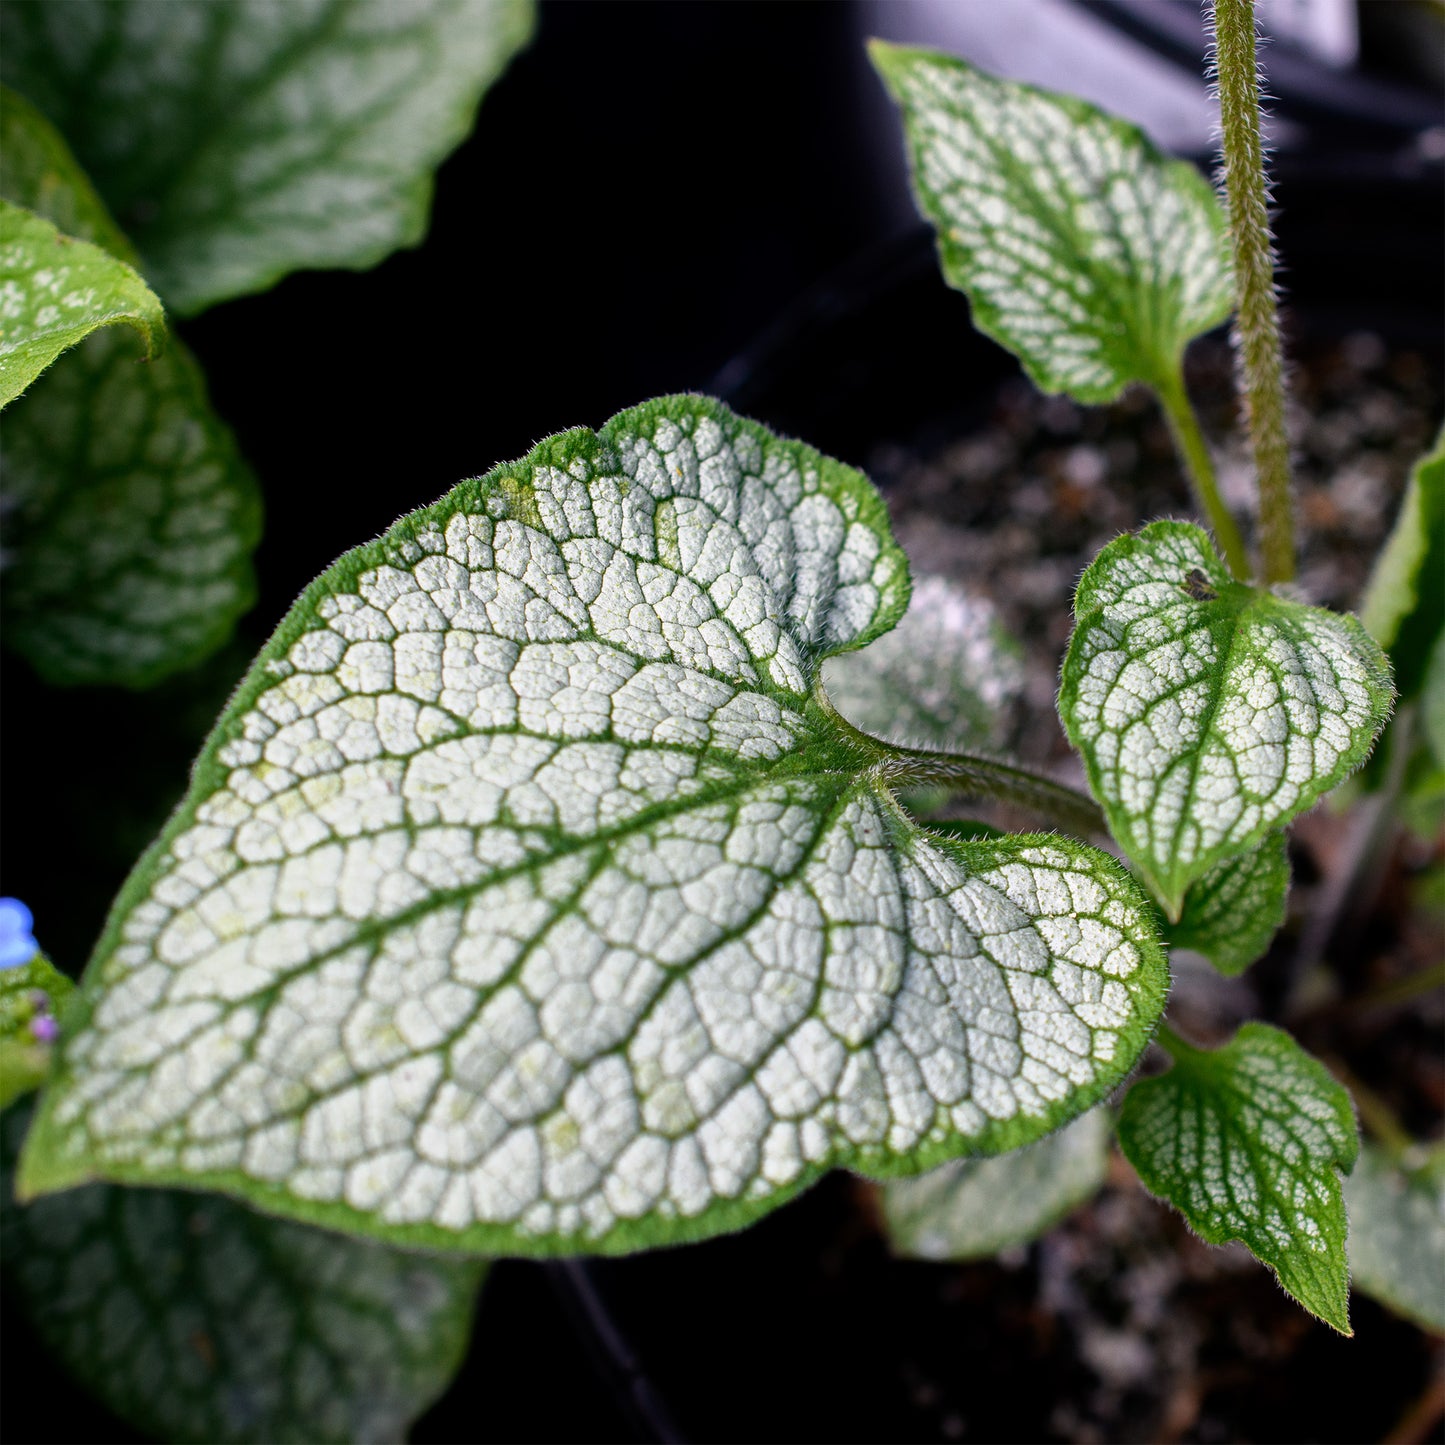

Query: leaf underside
left=883, top=1105, right=1111, bottom=1260
left=1118, top=1022, right=1358, bottom=1334
left=869, top=41, right=1232, bottom=402
left=1342, top=1142, right=1445, bottom=1333
left=0, top=85, right=262, bottom=688
left=0, top=199, right=163, bottom=408
left=1060, top=522, right=1392, bottom=916
left=1, top=1107, right=483, bottom=1445
left=1167, top=832, right=1289, bottom=977
left=0, top=0, right=536, bottom=314
left=20, top=396, right=1167, bottom=1257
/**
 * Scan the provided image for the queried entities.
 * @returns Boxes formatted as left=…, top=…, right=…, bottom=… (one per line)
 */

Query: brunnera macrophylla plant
left=18, top=393, right=1173, bottom=1253
left=1, top=2, right=1439, bottom=1439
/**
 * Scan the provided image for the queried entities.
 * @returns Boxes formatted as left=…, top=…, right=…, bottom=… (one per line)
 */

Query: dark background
left=3, top=3, right=1441, bottom=1441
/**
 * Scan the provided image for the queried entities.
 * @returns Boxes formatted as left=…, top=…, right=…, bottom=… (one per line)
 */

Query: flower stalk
left=1213, top=0, right=1296, bottom=584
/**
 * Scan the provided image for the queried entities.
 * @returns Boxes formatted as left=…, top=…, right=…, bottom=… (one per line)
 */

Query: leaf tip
left=1291, top=1275, right=1353, bottom=1337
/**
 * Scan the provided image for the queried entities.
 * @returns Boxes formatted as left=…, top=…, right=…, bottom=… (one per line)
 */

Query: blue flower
left=0, top=897, right=38, bottom=969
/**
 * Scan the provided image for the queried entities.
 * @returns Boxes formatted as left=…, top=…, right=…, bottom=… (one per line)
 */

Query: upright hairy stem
left=1213, top=0, right=1296, bottom=584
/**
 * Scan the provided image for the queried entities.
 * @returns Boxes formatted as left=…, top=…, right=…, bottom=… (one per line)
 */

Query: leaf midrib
left=920, top=67, right=1171, bottom=390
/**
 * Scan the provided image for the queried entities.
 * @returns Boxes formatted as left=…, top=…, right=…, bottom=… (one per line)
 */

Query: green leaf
left=1, top=0, right=535, bottom=315
left=882, top=1106, right=1111, bottom=1260
left=822, top=572, right=1023, bottom=750
left=1166, top=832, right=1289, bottom=977
left=1118, top=1022, right=1358, bottom=1334
left=0, top=953, right=73, bottom=1111
left=19, top=396, right=1168, bottom=1257
left=2, top=323, right=263, bottom=688
left=0, top=200, right=164, bottom=408
left=1361, top=428, right=1445, bottom=702
left=1060, top=522, right=1393, bottom=918
left=1423, top=631, right=1445, bottom=771
left=1, top=1106, right=483, bottom=1444
left=869, top=41, right=1232, bottom=403
left=0, top=91, right=263, bottom=689
left=0, top=85, right=137, bottom=262
left=1343, top=1141, right=1445, bottom=1332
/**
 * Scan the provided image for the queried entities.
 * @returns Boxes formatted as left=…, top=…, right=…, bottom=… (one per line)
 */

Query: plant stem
left=1157, top=370, right=1251, bottom=580
left=1155, top=1021, right=1200, bottom=1060
left=1354, top=961, right=1445, bottom=1013
left=1212, top=0, right=1296, bottom=584
left=813, top=682, right=1108, bottom=837
left=875, top=746, right=1109, bottom=838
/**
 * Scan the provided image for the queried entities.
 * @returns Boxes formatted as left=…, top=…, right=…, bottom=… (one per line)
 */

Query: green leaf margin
left=19, top=394, right=1170, bottom=1259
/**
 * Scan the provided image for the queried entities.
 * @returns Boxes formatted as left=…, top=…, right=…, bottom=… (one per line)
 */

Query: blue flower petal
left=0, top=897, right=39, bottom=970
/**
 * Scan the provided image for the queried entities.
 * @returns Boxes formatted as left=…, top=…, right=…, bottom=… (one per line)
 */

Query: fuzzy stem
left=814, top=683, right=1108, bottom=838
left=1157, top=370, right=1251, bottom=580
left=1213, top=0, right=1296, bottom=584
left=874, top=748, right=1109, bottom=838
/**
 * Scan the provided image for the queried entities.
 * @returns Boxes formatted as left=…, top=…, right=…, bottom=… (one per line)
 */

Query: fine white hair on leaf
left=20, top=395, right=1168, bottom=1258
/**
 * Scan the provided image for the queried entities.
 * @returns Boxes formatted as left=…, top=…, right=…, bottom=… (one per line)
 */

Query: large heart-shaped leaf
left=869, top=42, right=1232, bottom=404
left=1060, top=522, right=1392, bottom=917
left=20, top=397, right=1167, bottom=1255
left=0, top=85, right=262, bottom=688
left=0, top=199, right=163, bottom=408
left=1, top=0, right=534, bottom=314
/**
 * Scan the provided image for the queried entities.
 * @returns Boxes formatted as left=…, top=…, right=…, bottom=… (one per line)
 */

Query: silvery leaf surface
left=883, top=1105, right=1111, bottom=1260
left=1118, top=1022, right=1357, bottom=1334
left=1059, top=522, right=1392, bottom=918
left=870, top=42, right=1232, bottom=403
left=2, top=327, right=263, bottom=687
left=0, top=0, right=535, bottom=314
left=19, top=397, right=1167, bottom=1256
left=1, top=1106, right=483, bottom=1444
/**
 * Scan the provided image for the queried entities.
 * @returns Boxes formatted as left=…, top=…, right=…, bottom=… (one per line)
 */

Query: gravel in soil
left=817, top=331, right=1445, bottom=1444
